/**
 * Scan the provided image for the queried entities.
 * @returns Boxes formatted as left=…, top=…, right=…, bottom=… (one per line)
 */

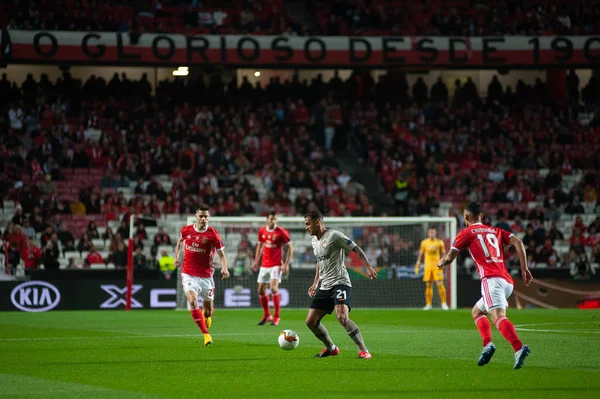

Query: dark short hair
left=267, top=211, right=277, bottom=218
left=465, top=202, right=482, bottom=216
left=304, top=209, right=323, bottom=221
left=196, top=204, right=210, bottom=213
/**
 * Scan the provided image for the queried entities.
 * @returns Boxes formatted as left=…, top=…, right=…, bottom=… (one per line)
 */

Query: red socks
left=495, top=316, right=523, bottom=352
left=259, top=295, right=271, bottom=318
left=272, top=293, right=281, bottom=319
left=190, top=309, right=208, bottom=334
left=259, top=292, right=281, bottom=319
left=474, top=315, right=493, bottom=346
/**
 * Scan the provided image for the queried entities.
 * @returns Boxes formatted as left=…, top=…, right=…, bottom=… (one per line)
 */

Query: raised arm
left=510, top=235, right=533, bottom=286
left=252, top=242, right=264, bottom=272
left=352, top=245, right=378, bottom=279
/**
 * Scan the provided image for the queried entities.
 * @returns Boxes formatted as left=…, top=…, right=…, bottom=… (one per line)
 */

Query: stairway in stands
left=335, top=147, right=395, bottom=215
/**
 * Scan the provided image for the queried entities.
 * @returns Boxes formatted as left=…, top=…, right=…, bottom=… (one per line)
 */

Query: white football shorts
left=257, top=266, right=282, bottom=284
left=181, top=273, right=215, bottom=302
left=476, top=277, right=513, bottom=312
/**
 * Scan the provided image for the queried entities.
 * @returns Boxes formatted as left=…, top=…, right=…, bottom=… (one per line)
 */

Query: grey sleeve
left=334, top=230, right=357, bottom=251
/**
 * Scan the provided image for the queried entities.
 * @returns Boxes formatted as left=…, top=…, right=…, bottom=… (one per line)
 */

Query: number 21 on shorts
left=336, top=289, right=347, bottom=300
left=477, top=233, right=500, bottom=258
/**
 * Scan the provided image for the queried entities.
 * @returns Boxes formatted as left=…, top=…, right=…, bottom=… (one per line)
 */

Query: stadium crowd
left=3, top=0, right=600, bottom=36
left=1, top=67, right=599, bottom=276
left=1, top=0, right=301, bottom=36
left=313, top=0, right=600, bottom=36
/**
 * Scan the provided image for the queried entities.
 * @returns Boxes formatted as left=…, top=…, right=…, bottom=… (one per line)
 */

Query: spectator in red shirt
left=30, top=158, right=43, bottom=177
left=2, top=222, right=15, bottom=241
left=460, top=153, right=479, bottom=171
left=153, top=227, right=171, bottom=247
left=586, top=226, right=600, bottom=247
left=539, top=238, right=559, bottom=266
left=224, top=194, right=237, bottom=213
left=292, top=99, right=310, bottom=124
left=6, top=225, right=27, bottom=255
left=85, top=245, right=104, bottom=268
left=22, top=237, right=42, bottom=272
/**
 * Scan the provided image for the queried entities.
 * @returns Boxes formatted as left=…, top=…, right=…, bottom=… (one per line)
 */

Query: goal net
left=175, top=217, right=457, bottom=310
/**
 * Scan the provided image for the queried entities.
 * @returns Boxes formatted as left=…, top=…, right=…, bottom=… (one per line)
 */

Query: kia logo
left=10, top=281, right=61, bottom=312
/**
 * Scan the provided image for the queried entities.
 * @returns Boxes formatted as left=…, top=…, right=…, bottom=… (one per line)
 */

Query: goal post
left=175, top=216, right=457, bottom=310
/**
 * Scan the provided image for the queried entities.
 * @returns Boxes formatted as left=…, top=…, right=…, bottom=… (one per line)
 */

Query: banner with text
left=6, top=31, right=600, bottom=66
left=0, top=279, right=178, bottom=312
left=1, top=273, right=593, bottom=311
left=0, top=274, right=441, bottom=311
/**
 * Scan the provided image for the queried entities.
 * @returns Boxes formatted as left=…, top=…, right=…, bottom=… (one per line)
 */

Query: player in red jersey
left=438, top=202, right=533, bottom=369
left=252, top=212, right=293, bottom=326
left=175, top=204, right=230, bottom=346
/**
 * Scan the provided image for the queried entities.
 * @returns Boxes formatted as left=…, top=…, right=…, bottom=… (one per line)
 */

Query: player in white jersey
left=303, top=209, right=378, bottom=359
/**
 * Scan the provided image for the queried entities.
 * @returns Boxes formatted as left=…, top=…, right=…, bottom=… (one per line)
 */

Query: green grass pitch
left=1, top=309, right=599, bottom=398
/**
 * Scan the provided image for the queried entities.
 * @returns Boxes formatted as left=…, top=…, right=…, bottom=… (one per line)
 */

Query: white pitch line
left=514, top=322, right=598, bottom=327
left=0, top=329, right=458, bottom=342
left=8, top=323, right=597, bottom=342
left=514, top=321, right=600, bottom=334
left=0, top=334, right=199, bottom=342
left=516, top=328, right=600, bottom=334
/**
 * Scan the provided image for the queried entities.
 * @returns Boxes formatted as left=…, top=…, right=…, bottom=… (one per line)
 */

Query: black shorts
left=310, top=284, right=352, bottom=314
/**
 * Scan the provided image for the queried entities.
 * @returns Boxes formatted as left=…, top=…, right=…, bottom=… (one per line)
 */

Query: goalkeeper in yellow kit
left=414, top=229, right=449, bottom=310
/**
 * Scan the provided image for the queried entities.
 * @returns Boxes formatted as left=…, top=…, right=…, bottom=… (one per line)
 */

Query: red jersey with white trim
left=451, top=223, right=513, bottom=284
left=180, top=224, right=224, bottom=278
left=258, top=226, right=291, bottom=268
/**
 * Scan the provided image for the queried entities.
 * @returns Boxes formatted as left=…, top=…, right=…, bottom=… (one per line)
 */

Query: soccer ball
left=278, top=329, right=299, bottom=351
